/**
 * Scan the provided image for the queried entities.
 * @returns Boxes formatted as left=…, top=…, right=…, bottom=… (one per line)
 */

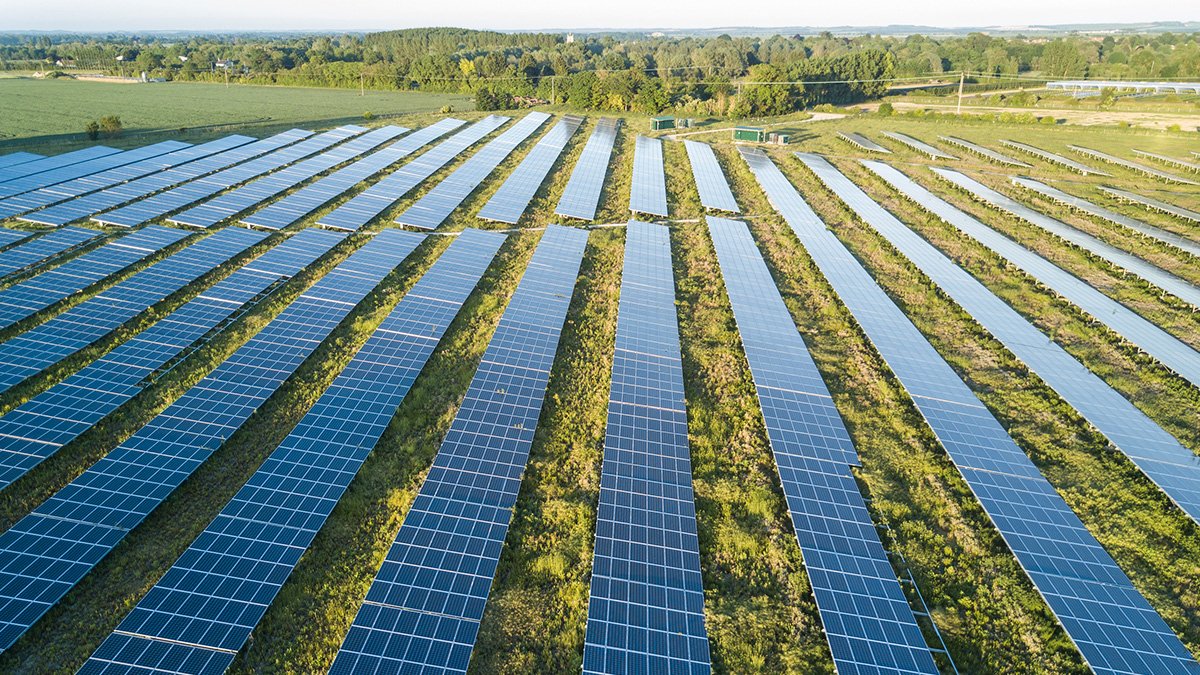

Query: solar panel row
left=1012, top=177, right=1200, bottom=258
left=880, top=132, right=956, bottom=160
left=583, top=220, right=709, bottom=675
left=754, top=147, right=1200, bottom=675
left=332, top=224, right=587, bottom=675
left=85, top=228, right=506, bottom=675
left=19, top=134, right=283, bottom=227
left=319, top=116, right=509, bottom=231
left=243, top=118, right=466, bottom=230
left=1099, top=186, right=1200, bottom=225
left=0, top=146, right=120, bottom=185
left=938, top=137, right=1030, bottom=167
left=0, top=228, right=346, bottom=491
left=0, top=139, right=249, bottom=222
left=707, top=215, right=939, bottom=675
left=93, top=127, right=366, bottom=228
left=856, top=158, right=1200, bottom=526
left=0, top=226, right=268, bottom=394
left=1132, top=150, right=1200, bottom=174
left=0, top=142, right=191, bottom=201
left=629, top=136, right=669, bottom=218
left=998, top=140, right=1110, bottom=176
left=555, top=118, right=620, bottom=221
left=0, top=225, right=190, bottom=331
left=0, top=152, right=43, bottom=171
left=837, top=131, right=891, bottom=153
left=0, top=226, right=101, bottom=278
left=0, top=228, right=425, bottom=653
left=1068, top=146, right=1198, bottom=186
left=396, top=112, right=551, bottom=229
left=0, top=228, right=31, bottom=249
left=476, top=115, right=584, bottom=224
left=933, top=167, right=1200, bottom=310
left=168, top=126, right=406, bottom=229
left=684, top=140, right=739, bottom=213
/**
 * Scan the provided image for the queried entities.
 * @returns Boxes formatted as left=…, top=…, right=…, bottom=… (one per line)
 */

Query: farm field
left=0, top=105, right=1197, bottom=675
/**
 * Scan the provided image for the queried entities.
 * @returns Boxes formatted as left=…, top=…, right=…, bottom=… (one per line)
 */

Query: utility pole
left=551, top=76, right=557, bottom=104
left=956, top=70, right=965, bottom=115
left=360, top=72, right=365, bottom=97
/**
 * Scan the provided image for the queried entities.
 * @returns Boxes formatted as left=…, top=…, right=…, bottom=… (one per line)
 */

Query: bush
left=84, top=120, right=100, bottom=140
left=877, top=101, right=894, bottom=116
left=1039, top=115, right=1057, bottom=125
left=362, top=111, right=375, bottom=120
left=98, top=115, right=123, bottom=138
left=439, top=104, right=453, bottom=114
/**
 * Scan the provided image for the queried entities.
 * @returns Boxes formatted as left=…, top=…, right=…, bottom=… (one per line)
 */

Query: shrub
left=877, top=101, right=894, bottom=116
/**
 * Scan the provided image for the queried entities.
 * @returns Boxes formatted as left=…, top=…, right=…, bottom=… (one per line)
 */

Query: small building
left=733, top=126, right=766, bottom=142
left=214, top=59, right=235, bottom=70
left=651, top=116, right=675, bottom=131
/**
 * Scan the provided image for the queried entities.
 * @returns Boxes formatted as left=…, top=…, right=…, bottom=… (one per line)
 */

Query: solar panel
left=0, top=226, right=101, bottom=278
left=0, top=229, right=31, bottom=249
left=242, top=118, right=466, bottom=230
left=93, top=127, right=366, bottom=228
left=850, top=157, right=1200, bottom=525
left=85, top=229, right=506, bottom=675
left=0, top=228, right=345, bottom=491
left=0, top=152, right=43, bottom=171
left=628, top=136, right=669, bottom=217
left=838, top=131, right=891, bottom=153
left=880, top=132, right=956, bottom=160
left=749, top=147, right=1200, bottom=675
left=555, top=118, right=620, bottom=221
left=168, top=126, right=406, bottom=228
left=582, top=220, right=708, bottom=674
left=0, top=229, right=424, bottom=653
left=1068, top=146, right=1197, bottom=186
left=1099, top=186, right=1200, bottom=225
left=0, top=225, right=189, bottom=331
left=0, top=146, right=120, bottom=184
left=1132, top=150, right=1200, bottom=174
left=884, top=168, right=1200, bottom=391
left=684, top=140, right=739, bottom=213
left=331, top=225, right=587, bottom=675
left=998, top=141, right=1110, bottom=176
left=933, top=167, right=1200, bottom=310
left=938, top=137, right=1030, bottom=167
left=319, top=116, right=509, bottom=231
left=476, top=115, right=584, bottom=224
left=1013, top=177, right=1200, bottom=258
left=396, top=112, right=550, bottom=229
left=0, top=226, right=267, bottom=395
left=19, top=132, right=299, bottom=226
left=0, top=138, right=253, bottom=221
left=0, top=142, right=191, bottom=201
left=707, top=215, right=938, bottom=674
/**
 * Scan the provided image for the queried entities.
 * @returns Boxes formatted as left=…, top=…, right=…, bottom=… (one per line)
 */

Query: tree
left=84, top=120, right=100, bottom=140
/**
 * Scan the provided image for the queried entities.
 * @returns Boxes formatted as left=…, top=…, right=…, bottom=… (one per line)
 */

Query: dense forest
left=1, top=28, right=1198, bottom=114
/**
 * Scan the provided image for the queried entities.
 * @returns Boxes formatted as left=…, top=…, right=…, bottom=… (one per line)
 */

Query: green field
left=0, top=77, right=472, bottom=151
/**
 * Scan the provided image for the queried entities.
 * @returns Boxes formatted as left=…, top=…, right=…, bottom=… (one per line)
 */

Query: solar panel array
left=319, top=116, right=510, bottom=231
left=838, top=131, right=891, bottom=153
left=0, top=225, right=189, bottom=331
left=880, top=132, right=956, bottom=160
left=86, top=229, right=506, bottom=675
left=93, top=127, right=365, bottom=228
left=0, top=152, right=42, bottom=171
left=167, top=126, right=406, bottom=229
left=629, top=136, right=669, bottom=218
left=856, top=158, right=1200, bottom=525
left=938, top=136, right=1030, bottom=167
left=477, top=115, right=584, bottom=224
left=0, top=139, right=250, bottom=222
left=0, top=229, right=423, bottom=653
left=707, top=215, right=938, bottom=675
left=751, top=146, right=1200, bottom=675
left=0, top=227, right=267, bottom=394
left=583, top=220, right=708, bottom=674
left=555, top=118, right=620, bottom=221
left=332, top=224, right=587, bottom=675
left=0, top=226, right=101, bottom=278
left=684, top=140, right=739, bottom=213
left=396, top=112, right=551, bottom=229
left=1132, top=150, right=1200, bottom=174
left=998, top=140, right=1110, bottom=176
left=0, top=228, right=31, bottom=249
left=0, top=228, right=345, bottom=491
left=1099, top=186, right=1200, bottom=225
left=1068, top=146, right=1198, bottom=186
left=19, top=134, right=284, bottom=226
left=1012, top=177, right=1200, bottom=258
left=0, top=142, right=190, bottom=201
left=242, top=118, right=466, bottom=230
left=0, top=146, right=119, bottom=184
left=933, top=167, right=1200, bottom=310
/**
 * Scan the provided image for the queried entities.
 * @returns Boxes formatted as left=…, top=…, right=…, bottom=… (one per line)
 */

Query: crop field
left=0, top=105, right=1197, bottom=675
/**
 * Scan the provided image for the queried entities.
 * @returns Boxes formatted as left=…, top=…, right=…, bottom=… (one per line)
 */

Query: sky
left=1, top=0, right=1195, bottom=32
